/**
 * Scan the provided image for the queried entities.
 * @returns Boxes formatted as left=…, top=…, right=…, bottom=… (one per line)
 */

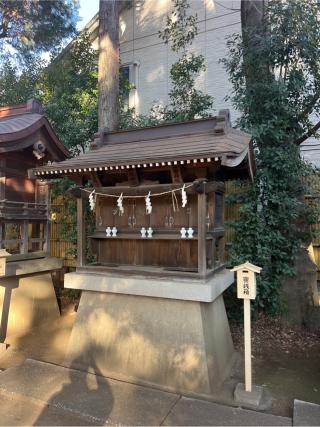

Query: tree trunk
left=241, top=0, right=265, bottom=35
left=241, top=1, right=268, bottom=111
left=98, top=0, right=120, bottom=133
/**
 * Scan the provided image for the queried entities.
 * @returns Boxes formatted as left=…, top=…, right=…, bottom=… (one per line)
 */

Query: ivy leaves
left=224, top=0, right=320, bottom=314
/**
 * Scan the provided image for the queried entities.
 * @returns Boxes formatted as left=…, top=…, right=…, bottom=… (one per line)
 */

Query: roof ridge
left=0, top=99, right=43, bottom=119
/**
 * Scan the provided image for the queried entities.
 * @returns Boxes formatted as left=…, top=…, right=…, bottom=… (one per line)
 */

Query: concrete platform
left=163, top=397, right=292, bottom=426
left=64, top=268, right=234, bottom=302
left=4, top=256, right=62, bottom=278
left=0, top=359, right=293, bottom=426
left=293, top=399, right=320, bottom=426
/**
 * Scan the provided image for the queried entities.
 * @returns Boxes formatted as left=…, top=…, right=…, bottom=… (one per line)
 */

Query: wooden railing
left=0, top=200, right=49, bottom=256
left=0, top=200, right=48, bottom=220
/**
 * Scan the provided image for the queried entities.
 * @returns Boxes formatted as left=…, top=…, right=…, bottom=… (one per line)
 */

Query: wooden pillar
left=45, top=182, right=51, bottom=255
left=0, top=158, right=6, bottom=200
left=0, top=159, right=6, bottom=250
left=77, top=196, right=86, bottom=267
left=0, top=222, right=4, bottom=249
left=197, top=192, right=207, bottom=276
left=36, top=179, right=50, bottom=254
left=44, top=220, right=51, bottom=255
left=20, top=217, right=29, bottom=254
left=243, top=298, right=252, bottom=392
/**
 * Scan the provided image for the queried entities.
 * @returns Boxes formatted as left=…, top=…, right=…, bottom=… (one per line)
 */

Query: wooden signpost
left=231, top=261, right=262, bottom=393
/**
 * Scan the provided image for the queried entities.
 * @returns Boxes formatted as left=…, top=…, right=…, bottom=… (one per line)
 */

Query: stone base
left=281, top=247, right=320, bottom=331
left=234, top=383, right=264, bottom=408
left=64, top=289, right=235, bottom=396
left=0, top=269, right=60, bottom=341
left=0, top=342, right=7, bottom=353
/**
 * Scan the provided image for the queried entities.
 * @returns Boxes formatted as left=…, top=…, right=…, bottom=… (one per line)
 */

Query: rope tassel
left=89, top=190, right=96, bottom=211
left=181, top=184, right=187, bottom=208
left=145, top=191, right=152, bottom=214
left=117, top=193, right=124, bottom=216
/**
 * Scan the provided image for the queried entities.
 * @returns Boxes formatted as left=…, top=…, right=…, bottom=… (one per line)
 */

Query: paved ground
left=0, top=359, right=292, bottom=426
left=0, top=308, right=75, bottom=371
left=293, top=399, right=320, bottom=426
left=0, top=307, right=319, bottom=425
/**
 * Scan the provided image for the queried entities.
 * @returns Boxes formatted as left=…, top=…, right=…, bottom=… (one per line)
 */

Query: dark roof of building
left=31, top=112, right=254, bottom=179
left=0, top=99, right=69, bottom=160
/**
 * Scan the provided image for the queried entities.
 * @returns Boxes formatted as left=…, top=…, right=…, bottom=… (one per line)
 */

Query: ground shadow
left=34, top=351, right=114, bottom=426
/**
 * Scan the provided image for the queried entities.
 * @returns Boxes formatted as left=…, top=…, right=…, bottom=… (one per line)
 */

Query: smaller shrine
left=31, top=111, right=254, bottom=396
left=0, top=99, right=69, bottom=347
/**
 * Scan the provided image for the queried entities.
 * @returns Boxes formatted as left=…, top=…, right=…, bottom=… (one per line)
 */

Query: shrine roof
left=0, top=99, right=69, bottom=160
left=31, top=112, right=254, bottom=179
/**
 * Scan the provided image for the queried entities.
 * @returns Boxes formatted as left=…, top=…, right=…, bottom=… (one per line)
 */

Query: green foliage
left=222, top=0, right=320, bottom=314
left=39, top=32, right=99, bottom=155
left=0, top=0, right=78, bottom=60
left=160, top=0, right=198, bottom=52
left=0, top=32, right=98, bottom=155
left=158, top=0, right=213, bottom=121
left=0, top=57, right=44, bottom=105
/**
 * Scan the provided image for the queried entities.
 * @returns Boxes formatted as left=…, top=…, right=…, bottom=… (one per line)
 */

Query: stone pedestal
left=234, top=383, right=264, bottom=408
left=282, top=247, right=320, bottom=331
left=0, top=257, right=62, bottom=343
left=63, top=269, right=235, bottom=396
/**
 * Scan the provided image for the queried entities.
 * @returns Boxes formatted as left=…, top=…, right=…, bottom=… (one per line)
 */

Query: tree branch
left=296, top=92, right=320, bottom=122
left=294, top=119, right=320, bottom=145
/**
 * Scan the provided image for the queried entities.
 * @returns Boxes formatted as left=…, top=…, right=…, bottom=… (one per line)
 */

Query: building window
left=120, top=62, right=139, bottom=110
left=120, top=65, right=131, bottom=109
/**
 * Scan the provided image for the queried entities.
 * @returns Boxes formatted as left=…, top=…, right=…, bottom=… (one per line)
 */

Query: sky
left=77, top=0, right=100, bottom=30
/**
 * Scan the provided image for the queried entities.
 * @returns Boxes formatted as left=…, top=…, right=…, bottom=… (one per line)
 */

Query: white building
left=83, top=0, right=241, bottom=119
left=80, top=0, right=317, bottom=165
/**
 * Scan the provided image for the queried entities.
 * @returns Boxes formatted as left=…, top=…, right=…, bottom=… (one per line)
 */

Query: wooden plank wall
left=50, top=195, right=77, bottom=268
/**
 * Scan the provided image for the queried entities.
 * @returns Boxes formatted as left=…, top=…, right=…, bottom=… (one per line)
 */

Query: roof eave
left=0, top=116, right=69, bottom=160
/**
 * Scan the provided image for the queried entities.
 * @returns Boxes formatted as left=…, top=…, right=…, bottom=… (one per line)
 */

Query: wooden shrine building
left=31, top=110, right=254, bottom=396
left=0, top=99, right=68, bottom=347
left=0, top=99, right=68, bottom=255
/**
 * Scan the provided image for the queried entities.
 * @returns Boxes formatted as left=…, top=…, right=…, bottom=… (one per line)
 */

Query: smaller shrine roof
left=231, top=262, right=262, bottom=273
left=0, top=99, right=69, bottom=160
left=31, top=111, right=254, bottom=179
